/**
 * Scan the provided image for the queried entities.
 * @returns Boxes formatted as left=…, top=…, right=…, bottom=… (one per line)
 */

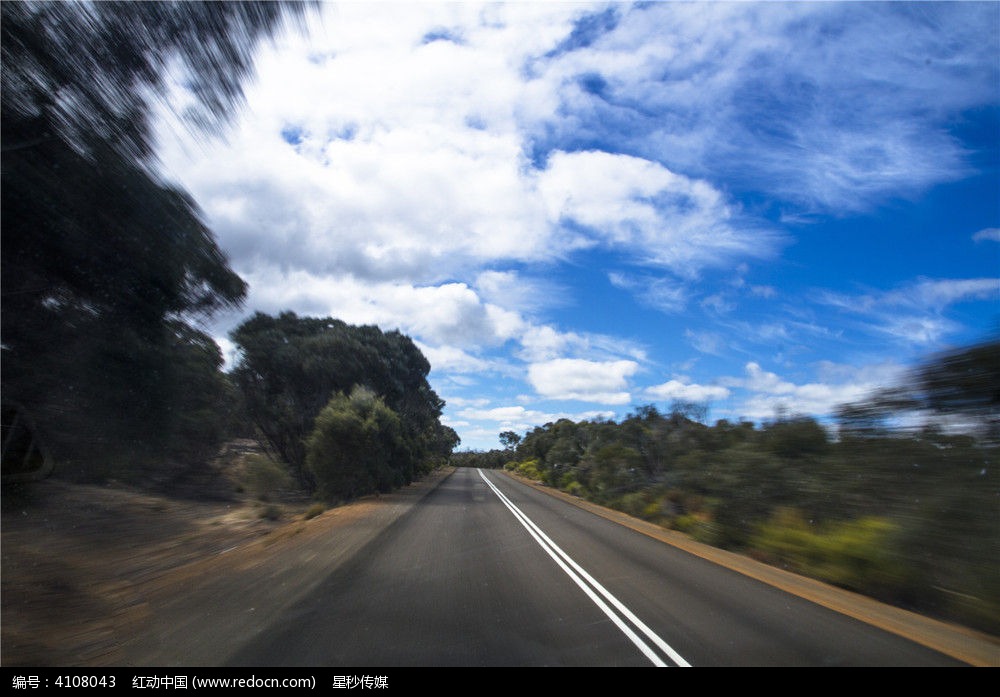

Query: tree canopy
left=836, top=337, right=1000, bottom=441
left=230, top=312, right=458, bottom=493
left=2, top=0, right=313, bottom=162
left=1, top=1, right=311, bottom=475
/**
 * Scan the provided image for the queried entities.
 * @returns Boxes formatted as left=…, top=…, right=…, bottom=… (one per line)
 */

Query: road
left=227, top=467, right=969, bottom=667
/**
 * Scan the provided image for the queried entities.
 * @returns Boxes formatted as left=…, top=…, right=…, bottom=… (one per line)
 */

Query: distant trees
left=2, top=1, right=311, bottom=474
left=492, top=382, right=997, bottom=635
left=230, top=312, right=458, bottom=497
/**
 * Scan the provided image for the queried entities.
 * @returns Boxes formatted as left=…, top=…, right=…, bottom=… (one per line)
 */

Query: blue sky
left=154, top=2, right=999, bottom=450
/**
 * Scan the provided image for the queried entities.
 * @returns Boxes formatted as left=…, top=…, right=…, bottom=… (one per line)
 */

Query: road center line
left=477, top=468, right=691, bottom=667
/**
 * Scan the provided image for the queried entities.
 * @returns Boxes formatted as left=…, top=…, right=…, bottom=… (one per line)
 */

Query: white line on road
left=477, top=468, right=691, bottom=667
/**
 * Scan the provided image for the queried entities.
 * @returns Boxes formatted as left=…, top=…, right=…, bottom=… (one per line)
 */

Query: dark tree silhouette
left=1, top=1, right=314, bottom=475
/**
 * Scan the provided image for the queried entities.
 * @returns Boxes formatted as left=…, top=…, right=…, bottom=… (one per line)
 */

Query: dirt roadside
left=3, top=466, right=998, bottom=667
left=2, top=465, right=453, bottom=667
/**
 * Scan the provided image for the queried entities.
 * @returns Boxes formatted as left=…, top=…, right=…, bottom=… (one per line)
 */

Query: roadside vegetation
left=1, top=2, right=455, bottom=506
left=456, top=339, right=999, bottom=636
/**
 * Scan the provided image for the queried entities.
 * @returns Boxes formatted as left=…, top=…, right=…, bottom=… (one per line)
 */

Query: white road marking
left=478, top=468, right=692, bottom=667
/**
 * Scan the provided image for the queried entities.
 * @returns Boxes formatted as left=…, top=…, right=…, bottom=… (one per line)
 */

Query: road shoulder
left=500, top=469, right=1000, bottom=667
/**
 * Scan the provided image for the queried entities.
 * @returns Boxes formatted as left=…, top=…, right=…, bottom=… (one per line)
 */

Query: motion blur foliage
left=2, top=1, right=313, bottom=477
left=497, top=376, right=999, bottom=634
left=836, top=338, right=1000, bottom=442
left=230, top=312, right=458, bottom=493
left=2, top=0, right=314, bottom=163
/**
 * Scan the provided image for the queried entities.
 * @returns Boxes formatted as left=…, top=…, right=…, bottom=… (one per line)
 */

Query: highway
left=227, top=467, right=967, bottom=667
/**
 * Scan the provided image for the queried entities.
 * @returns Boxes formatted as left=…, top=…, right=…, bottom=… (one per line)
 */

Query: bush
left=507, top=458, right=544, bottom=481
left=306, top=387, right=407, bottom=503
left=750, top=508, right=908, bottom=594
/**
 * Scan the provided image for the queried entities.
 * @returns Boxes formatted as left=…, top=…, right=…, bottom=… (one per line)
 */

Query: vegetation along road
left=114, top=467, right=993, bottom=667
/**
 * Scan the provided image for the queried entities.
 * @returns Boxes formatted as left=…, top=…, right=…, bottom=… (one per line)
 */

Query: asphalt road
left=227, top=467, right=969, bottom=667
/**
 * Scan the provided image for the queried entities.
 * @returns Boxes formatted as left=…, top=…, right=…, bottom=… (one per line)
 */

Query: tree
left=2, top=1, right=314, bottom=163
left=914, top=338, right=999, bottom=442
left=230, top=312, right=454, bottom=491
left=836, top=338, right=1000, bottom=442
left=1, top=1, right=313, bottom=473
left=499, top=431, right=522, bottom=451
left=761, top=416, right=829, bottom=459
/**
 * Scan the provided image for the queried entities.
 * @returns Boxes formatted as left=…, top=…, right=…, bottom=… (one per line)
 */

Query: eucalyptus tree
left=2, top=1, right=314, bottom=473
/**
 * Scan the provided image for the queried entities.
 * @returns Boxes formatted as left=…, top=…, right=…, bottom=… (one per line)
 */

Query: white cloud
left=417, top=343, right=496, bottom=375
left=517, top=324, right=647, bottom=364
left=533, top=2, right=996, bottom=212
left=685, top=329, right=726, bottom=356
left=443, top=396, right=490, bottom=409
left=147, top=3, right=996, bottom=452
left=644, top=379, right=730, bottom=403
left=237, top=268, right=525, bottom=349
left=818, top=277, right=999, bottom=345
left=890, top=278, right=999, bottom=309
left=722, top=361, right=899, bottom=421
left=457, top=404, right=617, bottom=439
left=973, top=228, right=1000, bottom=243
left=475, top=270, right=567, bottom=314
left=609, top=272, right=689, bottom=313
left=527, top=358, right=638, bottom=403
left=537, top=150, right=772, bottom=273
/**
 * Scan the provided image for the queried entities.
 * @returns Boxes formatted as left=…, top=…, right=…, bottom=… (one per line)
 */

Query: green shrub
left=671, top=514, right=699, bottom=534
left=306, top=387, right=406, bottom=502
left=750, top=508, right=907, bottom=594
left=616, top=491, right=651, bottom=518
left=509, top=458, right=544, bottom=481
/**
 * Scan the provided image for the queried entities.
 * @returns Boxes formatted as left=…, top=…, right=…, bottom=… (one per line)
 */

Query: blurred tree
left=761, top=416, right=829, bottom=459
left=914, top=339, right=999, bottom=442
left=1, top=1, right=313, bottom=474
left=836, top=338, right=999, bottom=441
left=2, top=0, right=313, bottom=162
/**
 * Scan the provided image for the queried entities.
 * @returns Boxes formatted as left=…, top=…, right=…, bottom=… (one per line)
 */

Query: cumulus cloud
left=236, top=268, right=526, bottom=349
left=416, top=343, right=496, bottom=376
left=527, top=358, right=639, bottom=404
left=537, top=150, right=774, bottom=273
left=148, top=2, right=995, bottom=451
